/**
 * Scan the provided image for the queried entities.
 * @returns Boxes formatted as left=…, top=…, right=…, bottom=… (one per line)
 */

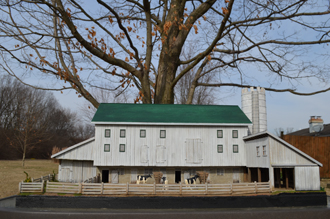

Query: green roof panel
left=92, top=103, right=251, bottom=124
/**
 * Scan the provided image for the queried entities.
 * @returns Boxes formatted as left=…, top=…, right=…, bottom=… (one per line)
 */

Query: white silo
left=241, top=87, right=267, bottom=135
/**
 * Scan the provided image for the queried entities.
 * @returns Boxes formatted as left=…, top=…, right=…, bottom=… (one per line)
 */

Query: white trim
left=243, top=131, right=322, bottom=167
left=92, top=122, right=250, bottom=126
left=272, top=164, right=318, bottom=168
left=51, top=137, right=95, bottom=158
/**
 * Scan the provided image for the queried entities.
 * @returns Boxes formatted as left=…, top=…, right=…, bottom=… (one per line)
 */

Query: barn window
left=140, top=129, right=146, bottom=138
left=160, top=130, right=166, bottom=138
left=119, top=144, right=125, bottom=152
left=105, top=129, right=111, bottom=138
left=256, top=146, right=260, bottom=157
left=232, top=130, right=238, bottom=138
left=217, top=168, right=224, bottom=176
left=104, top=144, right=110, bottom=152
left=233, top=145, right=239, bottom=153
left=217, top=130, right=223, bottom=138
left=120, top=129, right=126, bottom=138
left=145, top=168, right=153, bottom=175
left=263, top=145, right=267, bottom=156
left=217, top=145, right=223, bottom=153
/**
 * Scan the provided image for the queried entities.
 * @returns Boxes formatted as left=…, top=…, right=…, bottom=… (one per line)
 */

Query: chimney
left=241, top=87, right=267, bottom=135
left=309, top=116, right=324, bottom=133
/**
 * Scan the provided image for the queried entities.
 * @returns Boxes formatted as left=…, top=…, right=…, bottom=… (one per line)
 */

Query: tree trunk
left=154, top=56, right=178, bottom=104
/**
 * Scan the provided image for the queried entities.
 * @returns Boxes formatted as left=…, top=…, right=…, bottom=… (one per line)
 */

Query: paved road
left=1, top=206, right=330, bottom=219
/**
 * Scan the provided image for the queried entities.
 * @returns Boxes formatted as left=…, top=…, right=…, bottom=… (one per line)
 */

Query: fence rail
left=36, top=181, right=271, bottom=196
left=19, top=181, right=44, bottom=193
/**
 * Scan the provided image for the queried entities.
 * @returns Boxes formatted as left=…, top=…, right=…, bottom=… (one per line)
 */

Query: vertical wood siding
left=94, top=125, right=248, bottom=167
left=58, top=160, right=96, bottom=183
left=245, top=137, right=270, bottom=168
left=269, top=137, right=315, bottom=166
left=283, top=135, right=330, bottom=178
left=56, top=140, right=95, bottom=161
left=295, top=166, right=320, bottom=190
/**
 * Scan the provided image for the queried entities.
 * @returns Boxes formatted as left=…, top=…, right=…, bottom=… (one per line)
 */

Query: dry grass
left=0, top=159, right=58, bottom=199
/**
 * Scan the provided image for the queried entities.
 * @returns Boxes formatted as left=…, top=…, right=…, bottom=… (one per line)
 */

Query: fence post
left=254, top=181, right=257, bottom=194
left=41, top=180, right=44, bottom=192
left=153, top=182, right=156, bottom=195
left=126, top=182, right=129, bottom=195
left=32, top=178, right=34, bottom=182
left=19, top=182, right=21, bottom=193
left=180, top=182, right=182, bottom=195
left=101, top=182, right=104, bottom=195
left=79, top=183, right=82, bottom=194
left=230, top=184, right=232, bottom=195
left=268, top=180, right=272, bottom=192
left=205, top=182, right=208, bottom=195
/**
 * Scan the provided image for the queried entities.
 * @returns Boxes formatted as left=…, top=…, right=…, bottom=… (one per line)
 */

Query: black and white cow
left=186, top=175, right=199, bottom=184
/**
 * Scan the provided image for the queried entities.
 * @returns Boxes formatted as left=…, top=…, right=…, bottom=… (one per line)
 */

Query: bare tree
left=1, top=0, right=330, bottom=108
left=274, top=127, right=296, bottom=137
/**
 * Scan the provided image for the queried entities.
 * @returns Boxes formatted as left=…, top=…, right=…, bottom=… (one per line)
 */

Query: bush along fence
left=19, top=181, right=272, bottom=196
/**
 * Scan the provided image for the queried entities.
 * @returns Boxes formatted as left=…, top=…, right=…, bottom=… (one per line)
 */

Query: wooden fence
left=41, top=181, right=271, bottom=196
left=31, top=174, right=55, bottom=182
left=19, top=181, right=44, bottom=193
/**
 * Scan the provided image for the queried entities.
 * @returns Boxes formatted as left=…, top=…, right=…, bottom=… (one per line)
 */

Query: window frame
left=217, top=168, right=224, bottom=176
left=217, top=130, right=223, bottom=138
left=119, top=144, right=125, bottom=152
left=262, top=145, right=267, bottom=157
left=160, top=130, right=166, bottom=138
left=120, top=129, right=126, bottom=138
left=232, top=130, right=238, bottom=138
left=105, top=129, right=111, bottom=138
left=217, top=144, right=223, bottom=153
left=256, top=146, right=260, bottom=157
left=104, top=144, right=110, bottom=152
left=233, top=144, right=239, bottom=153
left=140, top=129, right=146, bottom=138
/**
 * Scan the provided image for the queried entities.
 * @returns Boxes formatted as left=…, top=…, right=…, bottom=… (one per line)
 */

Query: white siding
left=58, top=160, right=96, bottom=183
left=55, top=140, right=95, bottom=161
left=295, top=166, right=320, bottom=190
left=94, top=125, right=248, bottom=167
left=245, top=137, right=270, bottom=168
left=269, top=137, right=315, bottom=166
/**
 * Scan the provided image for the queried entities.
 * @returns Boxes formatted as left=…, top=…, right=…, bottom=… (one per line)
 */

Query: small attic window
left=233, top=145, right=239, bottom=153
left=160, top=130, right=166, bottom=138
left=217, top=130, right=223, bottom=138
left=232, top=130, right=238, bottom=138
left=217, top=145, right=223, bottom=153
left=119, top=144, right=125, bottom=152
left=140, top=129, right=146, bottom=138
left=104, top=144, right=110, bottom=152
left=105, top=129, right=111, bottom=138
left=120, top=129, right=126, bottom=138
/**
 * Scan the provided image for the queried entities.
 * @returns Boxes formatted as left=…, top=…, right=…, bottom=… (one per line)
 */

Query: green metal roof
left=92, top=103, right=251, bottom=124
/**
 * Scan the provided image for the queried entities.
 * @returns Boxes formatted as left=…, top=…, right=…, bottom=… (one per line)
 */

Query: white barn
left=52, top=89, right=322, bottom=191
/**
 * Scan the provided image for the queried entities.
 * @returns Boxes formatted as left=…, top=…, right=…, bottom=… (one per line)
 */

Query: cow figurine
left=136, top=174, right=152, bottom=184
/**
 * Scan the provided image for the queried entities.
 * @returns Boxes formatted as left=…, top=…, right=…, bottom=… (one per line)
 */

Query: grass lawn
left=0, top=159, right=59, bottom=199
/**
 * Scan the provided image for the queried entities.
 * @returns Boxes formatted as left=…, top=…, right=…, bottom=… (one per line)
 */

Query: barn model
left=52, top=87, right=322, bottom=191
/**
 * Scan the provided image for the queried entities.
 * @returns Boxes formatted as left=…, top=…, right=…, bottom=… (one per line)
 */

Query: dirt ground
left=0, top=159, right=58, bottom=199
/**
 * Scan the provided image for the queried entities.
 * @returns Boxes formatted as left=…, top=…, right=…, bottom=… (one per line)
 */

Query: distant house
left=52, top=88, right=322, bottom=191
left=282, top=116, right=330, bottom=178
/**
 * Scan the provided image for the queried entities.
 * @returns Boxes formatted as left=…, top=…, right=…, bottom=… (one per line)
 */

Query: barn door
left=61, top=168, right=71, bottom=182
left=140, top=145, right=149, bottom=163
left=111, top=170, right=119, bottom=184
left=233, top=168, right=240, bottom=183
